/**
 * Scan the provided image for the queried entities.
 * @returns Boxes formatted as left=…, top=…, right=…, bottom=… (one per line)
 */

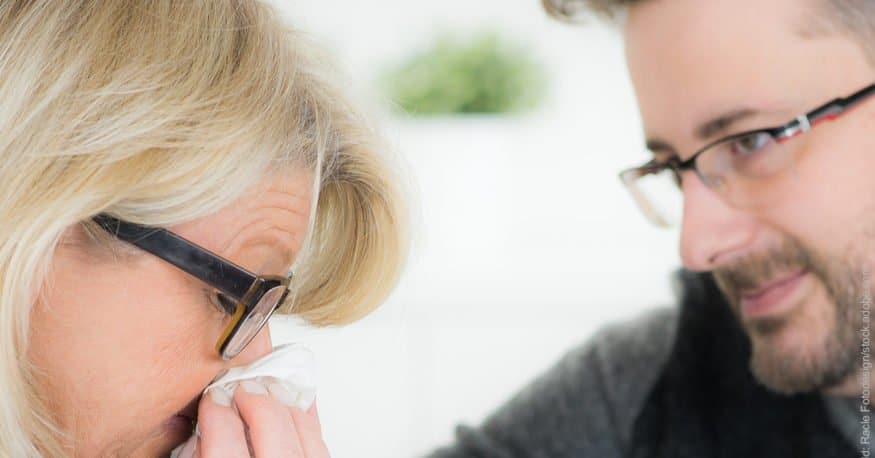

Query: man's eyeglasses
left=619, top=82, right=875, bottom=227
left=93, top=214, right=293, bottom=360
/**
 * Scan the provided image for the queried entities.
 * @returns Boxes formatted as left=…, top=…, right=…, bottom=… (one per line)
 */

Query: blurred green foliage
left=381, top=32, right=547, bottom=115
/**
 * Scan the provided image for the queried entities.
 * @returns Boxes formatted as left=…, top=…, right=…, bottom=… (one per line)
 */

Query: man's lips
left=737, top=269, right=808, bottom=319
left=740, top=269, right=807, bottom=300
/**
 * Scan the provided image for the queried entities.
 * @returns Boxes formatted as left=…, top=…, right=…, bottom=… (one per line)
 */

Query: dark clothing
left=427, top=269, right=866, bottom=457
left=628, top=269, right=857, bottom=458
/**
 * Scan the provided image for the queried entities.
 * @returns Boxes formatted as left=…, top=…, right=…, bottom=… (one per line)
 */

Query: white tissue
left=169, top=343, right=316, bottom=457
left=204, top=343, right=317, bottom=411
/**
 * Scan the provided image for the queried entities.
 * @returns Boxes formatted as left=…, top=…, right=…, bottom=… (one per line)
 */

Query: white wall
left=267, top=1, right=683, bottom=456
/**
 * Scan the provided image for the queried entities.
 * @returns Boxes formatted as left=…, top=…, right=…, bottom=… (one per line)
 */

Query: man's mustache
left=712, top=239, right=812, bottom=305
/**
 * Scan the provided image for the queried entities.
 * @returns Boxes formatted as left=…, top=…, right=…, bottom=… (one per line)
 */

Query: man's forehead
left=622, top=0, right=821, bottom=34
left=622, top=0, right=866, bottom=149
left=623, top=0, right=811, bottom=94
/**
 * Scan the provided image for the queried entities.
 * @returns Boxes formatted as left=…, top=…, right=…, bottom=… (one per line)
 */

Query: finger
left=307, top=400, right=319, bottom=419
left=288, top=400, right=329, bottom=458
left=262, top=382, right=326, bottom=454
left=196, top=386, right=250, bottom=458
left=234, top=379, right=304, bottom=457
left=176, top=434, right=198, bottom=458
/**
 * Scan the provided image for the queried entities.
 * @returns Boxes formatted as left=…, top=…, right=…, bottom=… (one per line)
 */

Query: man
left=428, top=0, right=875, bottom=457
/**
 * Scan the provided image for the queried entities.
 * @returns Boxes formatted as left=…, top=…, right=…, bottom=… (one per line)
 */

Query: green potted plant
left=381, top=32, right=546, bottom=116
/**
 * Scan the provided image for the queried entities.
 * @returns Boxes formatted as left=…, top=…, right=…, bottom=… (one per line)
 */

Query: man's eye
left=729, top=132, right=773, bottom=156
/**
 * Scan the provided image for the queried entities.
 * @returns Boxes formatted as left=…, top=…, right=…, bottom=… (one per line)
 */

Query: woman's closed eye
left=204, top=290, right=238, bottom=316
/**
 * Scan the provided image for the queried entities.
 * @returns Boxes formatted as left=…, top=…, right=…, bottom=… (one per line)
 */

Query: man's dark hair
left=541, top=0, right=627, bottom=20
left=542, top=0, right=875, bottom=59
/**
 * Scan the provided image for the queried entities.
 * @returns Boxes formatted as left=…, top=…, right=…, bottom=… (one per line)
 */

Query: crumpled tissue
left=169, top=343, right=316, bottom=457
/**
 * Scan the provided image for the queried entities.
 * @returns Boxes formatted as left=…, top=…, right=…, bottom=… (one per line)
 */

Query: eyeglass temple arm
left=92, top=214, right=256, bottom=300
left=806, top=83, right=875, bottom=126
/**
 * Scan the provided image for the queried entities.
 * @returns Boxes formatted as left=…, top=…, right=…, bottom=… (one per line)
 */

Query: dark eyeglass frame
left=620, top=82, right=875, bottom=188
left=92, top=213, right=292, bottom=360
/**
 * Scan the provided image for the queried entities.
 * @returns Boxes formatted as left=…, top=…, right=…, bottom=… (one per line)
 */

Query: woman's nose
left=230, top=325, right=274, bottom=366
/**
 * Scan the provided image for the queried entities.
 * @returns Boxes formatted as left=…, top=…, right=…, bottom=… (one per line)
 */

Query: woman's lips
left=162, top=414, right=194, bottom=437
left=176, top=394, right=201, bottom=423
left=740, top=270, right=807, bottom=319
left=167, top=371, right=225, bottom=435
left=163, top=393, right=200, bottom=435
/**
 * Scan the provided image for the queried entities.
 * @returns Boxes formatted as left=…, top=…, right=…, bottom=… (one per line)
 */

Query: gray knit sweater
left=425, top=306, right=862, bottom=457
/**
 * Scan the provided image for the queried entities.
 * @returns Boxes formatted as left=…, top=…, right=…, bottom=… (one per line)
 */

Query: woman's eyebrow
left=240, top=234, right=298, bottom=274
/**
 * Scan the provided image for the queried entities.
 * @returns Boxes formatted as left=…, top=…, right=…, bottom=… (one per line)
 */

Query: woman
left=1, top=1, right=407, bottom=456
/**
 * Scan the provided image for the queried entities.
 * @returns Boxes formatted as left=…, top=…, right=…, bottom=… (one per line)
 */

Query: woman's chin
left=124, top=417, right=195, bottom=458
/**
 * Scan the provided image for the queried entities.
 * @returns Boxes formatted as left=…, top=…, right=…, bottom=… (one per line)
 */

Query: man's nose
left=679, top=171, right=758, bottom=271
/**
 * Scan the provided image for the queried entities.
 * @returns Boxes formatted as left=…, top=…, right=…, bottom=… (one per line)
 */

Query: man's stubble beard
left=712, top=235, right=864, bottom=395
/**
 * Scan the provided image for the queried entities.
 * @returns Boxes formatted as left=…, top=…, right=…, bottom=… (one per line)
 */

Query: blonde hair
left=0, top=1, right=407, bottom=455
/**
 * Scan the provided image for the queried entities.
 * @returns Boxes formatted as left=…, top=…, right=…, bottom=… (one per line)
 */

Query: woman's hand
left=178, top=379, right=329, bottom=457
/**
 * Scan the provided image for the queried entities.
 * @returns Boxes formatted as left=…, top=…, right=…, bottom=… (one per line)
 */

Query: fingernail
left=208, top=385, right=232, bottom=407
left=240, top=379, right=268, bottom=396
left=178, top=434, right=197, bottom=458
left=255, top=375, right=275, bottom=385
left=297, top=388, right=316, bottom=411
left=267, top=382, right=298, bottom=407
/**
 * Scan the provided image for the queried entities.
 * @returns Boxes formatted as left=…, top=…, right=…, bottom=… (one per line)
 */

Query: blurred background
left=265, top=1, right=683, bottom=456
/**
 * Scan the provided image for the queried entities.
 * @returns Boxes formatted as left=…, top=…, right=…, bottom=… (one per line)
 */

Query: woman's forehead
left=171, top=171, right=313, bottom=273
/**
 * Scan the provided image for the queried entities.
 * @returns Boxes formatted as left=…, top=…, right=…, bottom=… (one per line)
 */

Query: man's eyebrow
left=645, top=138, right=677, bottom=157
left=644, top=107, right=760, bottom=158
left=694, top=107, right=758, bottom=140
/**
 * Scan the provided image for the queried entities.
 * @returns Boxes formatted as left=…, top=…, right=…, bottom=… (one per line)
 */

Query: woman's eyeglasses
left=92, top=214, right=293, bottom=360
